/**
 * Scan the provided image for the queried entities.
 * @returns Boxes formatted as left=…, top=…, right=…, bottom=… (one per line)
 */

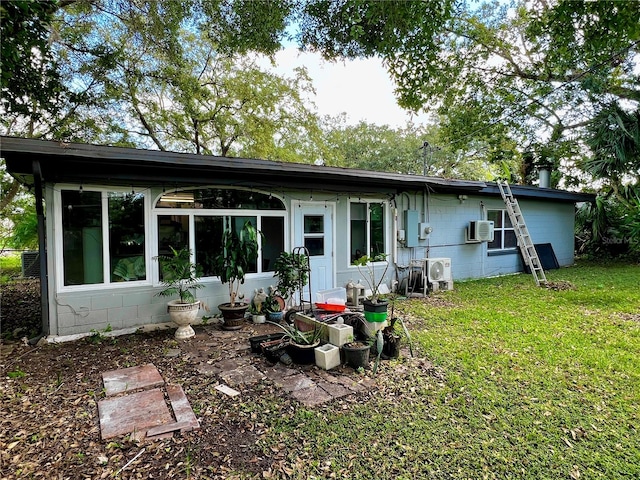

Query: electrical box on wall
left=404, top=210, right=419, bottom=247
left=419, top=222, right=432, bottom=240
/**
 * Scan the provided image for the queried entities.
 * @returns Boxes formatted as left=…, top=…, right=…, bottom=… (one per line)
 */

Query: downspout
left=29, top=160, right=49, bottom=344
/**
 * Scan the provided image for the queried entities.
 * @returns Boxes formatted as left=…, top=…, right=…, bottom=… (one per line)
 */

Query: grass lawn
left=254, top=260, right=639, bottom=479
left=0, top=252, right=21, bottom=282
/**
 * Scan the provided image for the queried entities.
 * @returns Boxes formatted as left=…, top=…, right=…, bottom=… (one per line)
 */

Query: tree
left=0, top=0, right=64, bottom=120
left=584, top=103, right=640, bottom=205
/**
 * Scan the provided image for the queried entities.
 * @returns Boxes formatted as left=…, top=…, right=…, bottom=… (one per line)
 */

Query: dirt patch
left=619, top=312, right=640, bottom=323
left=544, top=280, right=576, bottom=291
left=1, top=278, right=42, bottom=339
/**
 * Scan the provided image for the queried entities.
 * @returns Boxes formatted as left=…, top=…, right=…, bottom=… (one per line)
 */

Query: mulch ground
left=1, top=325, right=303, bottom=479
left=0, top=318, right=437, bottom=479
left=0, top=279, right=444, bottom=479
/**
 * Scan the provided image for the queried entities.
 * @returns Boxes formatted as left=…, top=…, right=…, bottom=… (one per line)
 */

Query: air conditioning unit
left=21, top=251, right=40, bottom=278
left=467, top=220, right=495, bottom=242
left=427, top=258, right=452, bottom=282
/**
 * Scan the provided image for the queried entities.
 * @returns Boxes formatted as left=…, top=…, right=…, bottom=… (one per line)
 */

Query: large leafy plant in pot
left=213, top=221, right=261, bottom=330
left=155, top=247, right=204, bottom=340
left=273, top=251, right=309, bottom=309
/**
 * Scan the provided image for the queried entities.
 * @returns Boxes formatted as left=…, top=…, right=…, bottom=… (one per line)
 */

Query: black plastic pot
left=249, top=333, right=286, bottom=353
left=219, top=303, right=249, bottom=330
left=286, top=341, right=319, bottom=364
left=342, top=341, right=370, bottom=369
left=362, top=299, right=389, bottom=323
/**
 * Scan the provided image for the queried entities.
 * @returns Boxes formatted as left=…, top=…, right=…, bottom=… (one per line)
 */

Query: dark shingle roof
left=1, top=136, right=595, bottom=203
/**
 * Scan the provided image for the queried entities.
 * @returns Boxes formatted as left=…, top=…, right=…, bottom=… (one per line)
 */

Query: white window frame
left=54, top=185, right=152, bottom=292
left=487, top=209, right=517, bottom=252
left=151, top=189, right=288, bottom=285
left=347, top=198, right=389, bottom=267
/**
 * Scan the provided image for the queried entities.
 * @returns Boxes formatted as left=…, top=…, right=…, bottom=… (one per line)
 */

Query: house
left=1, top=136, right=594, bottom=340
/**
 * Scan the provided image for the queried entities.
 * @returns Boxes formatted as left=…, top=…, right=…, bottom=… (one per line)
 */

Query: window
left=61, top=189, right=147, bottom=286
left=156, top=188, right=285, bottom=277
left=303, top=215, right=324, bottom=256
left=350, top=201, right=386, bottom=263
left=487, top=210, right=517, bottom=251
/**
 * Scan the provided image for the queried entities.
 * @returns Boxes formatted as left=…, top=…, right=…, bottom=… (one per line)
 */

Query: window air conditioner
left=427, top=258, right=452, bottom=282
left=467, top=220, right=494, bottom=242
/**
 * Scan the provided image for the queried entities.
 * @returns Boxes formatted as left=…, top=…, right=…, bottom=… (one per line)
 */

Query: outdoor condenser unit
left=467, top=220, right=495, bottom=242
left=427, top=258, right=452, bottom=282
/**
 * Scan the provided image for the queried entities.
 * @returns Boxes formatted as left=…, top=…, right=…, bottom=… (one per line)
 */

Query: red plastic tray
left=315, top=303, right=346, bottom=312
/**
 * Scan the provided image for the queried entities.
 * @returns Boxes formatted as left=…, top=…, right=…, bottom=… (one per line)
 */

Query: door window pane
left=304, top=215, right=324, bottom=234
left=304, top=215, right=324, bottom=256
left=304, top=237, right=324, bottom=256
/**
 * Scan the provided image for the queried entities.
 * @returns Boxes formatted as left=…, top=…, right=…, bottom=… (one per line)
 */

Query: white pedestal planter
left=315, top=344, right=340, bottom=370
left=328, top=323, right=353, bottom=347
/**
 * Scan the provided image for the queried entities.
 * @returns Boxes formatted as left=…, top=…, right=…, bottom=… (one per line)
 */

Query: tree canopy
left=2, top=1, right=639, bottom=254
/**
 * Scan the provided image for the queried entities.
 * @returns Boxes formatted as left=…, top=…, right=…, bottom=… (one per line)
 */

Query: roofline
left=1, top=136, right=595, bottom=203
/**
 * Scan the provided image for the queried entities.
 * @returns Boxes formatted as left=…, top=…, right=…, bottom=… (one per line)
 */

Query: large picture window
left=61, top=189, right=147, bottom=286
left=487, top=209, right=517, bottom=251
left=156, top=188, right=285, bottom=278
left=349, top=201, right=386, bottom=263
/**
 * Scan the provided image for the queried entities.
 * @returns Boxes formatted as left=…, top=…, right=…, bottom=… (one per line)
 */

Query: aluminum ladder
left=497, top=181, right=548, bottom=286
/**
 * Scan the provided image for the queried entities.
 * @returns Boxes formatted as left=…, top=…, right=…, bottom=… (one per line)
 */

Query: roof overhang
left=1, top=136, right=595, bottom=203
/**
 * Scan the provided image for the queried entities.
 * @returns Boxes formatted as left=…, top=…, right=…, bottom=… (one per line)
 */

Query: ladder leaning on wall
left=497, top=180, right=548, bottom=286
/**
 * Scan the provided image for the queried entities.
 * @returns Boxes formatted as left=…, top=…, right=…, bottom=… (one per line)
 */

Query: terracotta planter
left=167, top=299, right=200, bottom=340
left=218, top=303, right=249, bottom=330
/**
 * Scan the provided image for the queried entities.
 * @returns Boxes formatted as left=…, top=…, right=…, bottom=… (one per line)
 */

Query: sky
left=260, top=48, right=431, bottom=128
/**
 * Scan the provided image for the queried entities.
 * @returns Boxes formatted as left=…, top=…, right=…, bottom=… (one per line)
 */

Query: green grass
left=246, top=260, right=640, bottom=479
left=0, top=252, right=22, bottom=283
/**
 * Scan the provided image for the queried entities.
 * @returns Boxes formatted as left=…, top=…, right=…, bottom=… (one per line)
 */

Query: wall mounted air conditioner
left=466, top=220, right=495, bottom=242
left=427, top=258, right=452, bottom=282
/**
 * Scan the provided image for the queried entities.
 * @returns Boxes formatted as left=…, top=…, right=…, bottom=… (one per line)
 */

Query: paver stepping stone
left=102, top=363, right=164, bottom=396
left=97, top=388, right=173, bottom=440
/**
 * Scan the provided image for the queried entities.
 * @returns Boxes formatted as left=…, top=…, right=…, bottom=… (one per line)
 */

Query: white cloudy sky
left=259, top=48, right=431, bottom=128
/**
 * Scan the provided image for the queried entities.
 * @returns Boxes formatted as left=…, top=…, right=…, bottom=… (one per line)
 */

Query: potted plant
left=353, top=253, right=390, bottom=323
left=267, top=321, right=322, bottom=364
left=342, top=339, right=371, bottom=370
left=263, top=292, right=284, bottom=323
left=155, top=246, right=204, bottom=340
left=273, top=251, right=309, bottom=309
left=213, top=221, right=261, bottom=330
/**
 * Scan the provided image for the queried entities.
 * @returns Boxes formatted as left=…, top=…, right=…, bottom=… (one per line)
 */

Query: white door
left=292, top=202, right=334, bottom=303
